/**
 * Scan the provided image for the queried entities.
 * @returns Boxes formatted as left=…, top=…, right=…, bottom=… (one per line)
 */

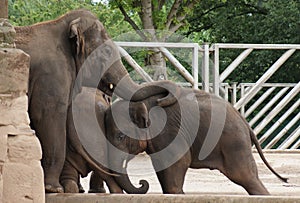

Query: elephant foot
left=88, top=187, right=106, bottom=193
left=61, top=180, right=79, bottom=193
left=45, top=184, right=64, bottom=193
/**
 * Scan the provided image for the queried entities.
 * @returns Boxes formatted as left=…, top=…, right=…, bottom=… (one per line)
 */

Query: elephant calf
left=105, top=88, right=287, bottom=195
left=60, top=87, right=122, bottom=193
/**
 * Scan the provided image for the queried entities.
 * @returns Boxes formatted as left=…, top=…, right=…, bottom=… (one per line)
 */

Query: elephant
left=105, top=88, right=288, bottom=195
left=14, top=9, right=179, bottom=193
left=59, top=87, right=122, bottom=193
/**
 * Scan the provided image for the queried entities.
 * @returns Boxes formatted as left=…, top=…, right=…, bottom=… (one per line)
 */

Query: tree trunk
left=0, top=0, right=8, bottom=18
left=148, top=50, right=168, bottom=80
left=140, top=0, right=168, bottom=81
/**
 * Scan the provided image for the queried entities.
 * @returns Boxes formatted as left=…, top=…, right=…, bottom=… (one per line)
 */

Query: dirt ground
left=80, top=151, right=300, bottom=196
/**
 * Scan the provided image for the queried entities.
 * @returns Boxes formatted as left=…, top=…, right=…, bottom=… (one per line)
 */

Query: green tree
left=8, top=0, right=132, bottom=37
left=187, top=0, right=299, bottom=83
left=108, top=0, right=201, bottom=80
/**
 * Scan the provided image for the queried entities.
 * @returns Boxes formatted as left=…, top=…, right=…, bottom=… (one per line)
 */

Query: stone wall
left=0, top=19, right=45, bottom=203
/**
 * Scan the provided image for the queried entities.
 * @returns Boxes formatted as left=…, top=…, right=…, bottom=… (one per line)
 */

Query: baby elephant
left=60, top=87, right=122, bottom=193
left=105, top=88, right=287, bottom=195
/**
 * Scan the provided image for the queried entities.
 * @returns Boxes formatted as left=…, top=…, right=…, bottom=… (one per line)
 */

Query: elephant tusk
left=109, top=84, right=114, bottom=90
left=122, top=159, right=127, bottom=169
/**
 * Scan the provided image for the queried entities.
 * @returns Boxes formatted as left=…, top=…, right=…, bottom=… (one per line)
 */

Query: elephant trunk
left=110, top=158, right=149, bottom=194
left=99, top=58, right=178, bottom=106
left=114, top=74, right=176, bottom=104
left=114, top=172, right=149, bottom=194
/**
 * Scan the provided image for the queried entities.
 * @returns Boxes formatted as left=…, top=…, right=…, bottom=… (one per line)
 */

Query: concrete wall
left=0, top=18, right=45, bottom=203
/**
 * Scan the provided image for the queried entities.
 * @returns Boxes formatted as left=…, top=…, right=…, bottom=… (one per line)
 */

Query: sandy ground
left=80, top=152, right=300, bottom=196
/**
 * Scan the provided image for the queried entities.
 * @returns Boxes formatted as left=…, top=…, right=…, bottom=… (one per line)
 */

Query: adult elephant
left=105, top=88, right=288, bottom=195
left=14, top=9, right=178, bottom=193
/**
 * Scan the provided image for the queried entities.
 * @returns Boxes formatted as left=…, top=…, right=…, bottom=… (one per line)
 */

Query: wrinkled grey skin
left=14, top=9, right=179, bottom=193
left=60, top=87, right=122, bottom=193
left=105, top=88, right=288, bottom=195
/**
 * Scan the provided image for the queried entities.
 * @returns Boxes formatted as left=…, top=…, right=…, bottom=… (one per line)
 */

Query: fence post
left=231, top=82, right=237, bottom=105
left=213, top=44, right=220, bottom=96
left=192, top=44, right=199, bottom=89
left=202, top=43, right=210, bottom=92
left=240, top=84, right=246, bottom=116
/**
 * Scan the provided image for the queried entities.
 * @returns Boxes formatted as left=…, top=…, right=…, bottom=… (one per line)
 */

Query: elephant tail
left=74, top=144, right=118, bottom=177
left=250, top=130, right=288, bottom=183
left=67, top=110, right=118, bottom=177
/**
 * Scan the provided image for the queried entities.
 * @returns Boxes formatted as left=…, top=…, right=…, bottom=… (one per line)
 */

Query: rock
left=0, top=48, right=30, bottom=95
left=0, top=135, right=7, bottom=163
left=0, top=21, right=44, bottom=203
left=8, top=134, right=42, bottom=163
left=0, top=164, right=3, bottom=202
left=0, top=95, right=31, bottom=126
left=2, top=162, right=44, bottom=203
left=0, top=19, right=15, bottom=48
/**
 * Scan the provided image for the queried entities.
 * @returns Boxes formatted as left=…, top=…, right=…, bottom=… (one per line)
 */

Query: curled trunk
left=109, top=157, right=149, bottom=194
left=114, top=172, right=149, bottom=194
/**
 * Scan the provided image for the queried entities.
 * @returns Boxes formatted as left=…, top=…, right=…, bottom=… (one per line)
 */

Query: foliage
left=8, top=0, right=133, bottom=37
left=186, top=0, right=300, bottom=83
left=108, top=0, right=198, bottom=41
left=9, top=0, right=92, bottom=25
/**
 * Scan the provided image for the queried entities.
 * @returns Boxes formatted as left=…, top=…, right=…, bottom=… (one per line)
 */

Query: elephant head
left=105, top=101, right=150, bottom=194
left=68, top=9, right=179, bottom=105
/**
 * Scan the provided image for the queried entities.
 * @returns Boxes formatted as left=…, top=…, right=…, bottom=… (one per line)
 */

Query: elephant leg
left=105, top=175, right=123, bottom=193
left=153, top=153, right=191, bottom=194
left=89, top=171, right=123, bottom=193
left=34, top=111, right=67, bottom=193
left=29, top=91, right=70, bottom=192
left=60, top=160, right=80, bottom=193
left=221, top=152, right=270, bottom=195
left=28, top=71, right=72, bottom=193
left=89, top=171, right=106, bottom=193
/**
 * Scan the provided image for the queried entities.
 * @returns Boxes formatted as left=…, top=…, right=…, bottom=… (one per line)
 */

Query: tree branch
left=168, top=0, right=197, bottom=33
left=185, top=1, right=268, bottom=36
left=226, top=2, right=268, bottom=19
left=166, top=0, right=182, bottom=29
left=117, top=3, right=147, bottom=41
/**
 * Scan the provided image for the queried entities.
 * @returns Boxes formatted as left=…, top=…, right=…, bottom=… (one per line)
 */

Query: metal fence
left=116, top=42, right=300, bottom=150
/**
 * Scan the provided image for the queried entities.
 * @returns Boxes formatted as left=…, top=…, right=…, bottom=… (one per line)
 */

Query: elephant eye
left=109, top=83, right=114, bottom=90
left=116, top=133, right=126, bottom=141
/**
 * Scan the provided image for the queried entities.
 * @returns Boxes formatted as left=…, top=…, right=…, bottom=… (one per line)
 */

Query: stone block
left=0, top=125, right=33, bottom=137
left=0, top=95, right=31, bottom=126
left=3, top=162, right=44, bottom=203
left=0, top=134, right=7, bottom=162
left=8, top=134, right=42, bottom=163
left=0, top=164, right=3, bottom=202
left=0, top=19, right=15, bottom=48
left=0, top=48, right=30, bottom=95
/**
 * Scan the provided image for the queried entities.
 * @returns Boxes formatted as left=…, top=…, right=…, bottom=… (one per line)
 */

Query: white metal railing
left=225, top=83, right=300, bottom=149
left=116, top=42, right=300, bottom=150
left=116, top=41, right=202, bottom=89
left=211, top=44, right=300, bottom=150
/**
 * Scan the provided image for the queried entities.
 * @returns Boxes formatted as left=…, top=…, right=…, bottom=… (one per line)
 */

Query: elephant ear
left=130, top=102, right=150, bottom=129
left=69, top=18, right=85, bottom=56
